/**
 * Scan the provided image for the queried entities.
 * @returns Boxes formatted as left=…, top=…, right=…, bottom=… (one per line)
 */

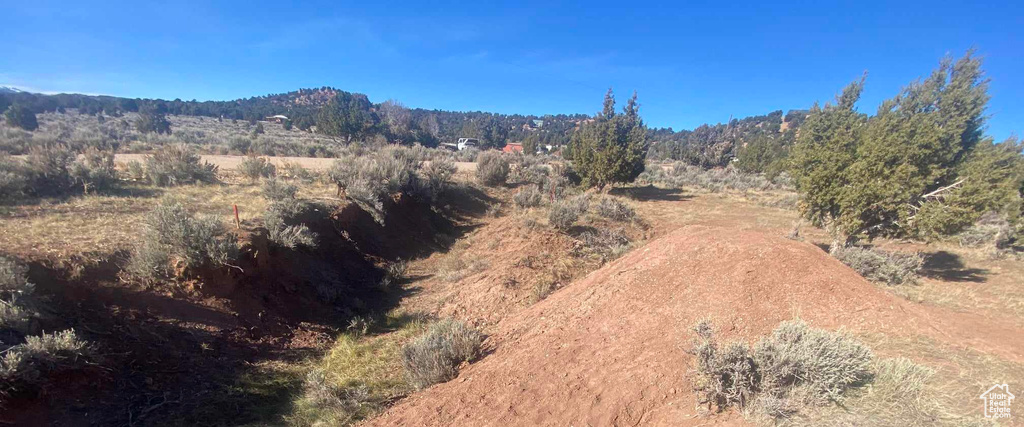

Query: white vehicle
left=457, top=138, right=480, bottom=151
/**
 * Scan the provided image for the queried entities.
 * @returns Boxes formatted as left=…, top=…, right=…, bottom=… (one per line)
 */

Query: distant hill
left=0, top=86, right=806, bottom=157
left=0, top=86, right=27, bottom=94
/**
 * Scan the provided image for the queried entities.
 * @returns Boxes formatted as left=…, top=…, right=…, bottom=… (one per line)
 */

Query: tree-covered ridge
left=0, top=87, right=591, bottom=148
left=647, top=109, right=808, bottom=172
left=3, top=86, right=788, bottom=152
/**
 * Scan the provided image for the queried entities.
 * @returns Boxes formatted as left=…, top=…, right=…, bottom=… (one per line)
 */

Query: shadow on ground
left=609, top=185, right=691, bottom=202
left=920, top=251, right=988, bottom=283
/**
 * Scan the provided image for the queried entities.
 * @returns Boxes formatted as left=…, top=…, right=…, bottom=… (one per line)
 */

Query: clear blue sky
left=2, top=0, right=1021, bottom=140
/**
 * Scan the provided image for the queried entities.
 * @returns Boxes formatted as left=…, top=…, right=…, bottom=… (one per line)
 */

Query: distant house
left=503, top=143, right=524, bottom=154
left=532, top=119, right=544, bottom=127
left=265, top=115, right=289, bottom=124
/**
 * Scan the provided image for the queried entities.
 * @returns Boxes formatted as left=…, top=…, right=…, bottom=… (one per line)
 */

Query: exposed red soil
left=1, top=194, right=464, bottom=426
left=367, top=226, right=1024, bottom=426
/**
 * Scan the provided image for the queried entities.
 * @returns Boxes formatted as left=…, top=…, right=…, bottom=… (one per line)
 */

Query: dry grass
left=787, top=333, right=1016, bottom=426
left=435, top=241, right=490, bottom=283
left=286, top=312, right=427, bottom=426
left=0, top=180, right=337, bottom=261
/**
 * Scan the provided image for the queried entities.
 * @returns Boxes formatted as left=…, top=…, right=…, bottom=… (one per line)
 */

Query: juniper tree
left=570, top=89, right=649, bottom=190
left=842, top=54, right=989, bottom=239
left=788, top=78, right=867, bottom=247
left=316, top=92, right=379, bottom=142
left=914, top=137, right=1024, bottom=238
left=4, top=104, right=38, bottom=131
left=791, top=53, right=1016, bottom=244
left=136, top=104, right=171, bottom=134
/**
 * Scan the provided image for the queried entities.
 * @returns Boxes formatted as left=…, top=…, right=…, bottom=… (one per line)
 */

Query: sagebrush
left=401, top=319, right=482, bottom=389
left=692, top=319, right=874, bottom=420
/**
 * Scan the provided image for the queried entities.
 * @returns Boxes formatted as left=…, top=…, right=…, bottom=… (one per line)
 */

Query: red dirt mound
left=367, top=225, right=1023, bottom=426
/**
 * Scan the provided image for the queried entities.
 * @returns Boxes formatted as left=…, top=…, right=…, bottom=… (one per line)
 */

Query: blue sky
left=2, top=0, right=1022, bottom=140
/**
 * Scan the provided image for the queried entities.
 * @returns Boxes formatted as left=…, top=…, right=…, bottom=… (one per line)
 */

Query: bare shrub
left=753, top=319, right=873, bottom=405
left=328, top=150, right=425, bottom=224
left=124, top=160, right=146, bottom=181
left=0, top=303, right=31, bottom=335
left=237, top=155, right=276, bottom=182
left=453, top=147, right=480, bottom=162
left=0, top=256, right=35, bottom=333
left=69, top=148, right=117, bottom=193
left=24, top=144, right=75, bottom=195
left=279, top=161, right=314, bottom=182
left=691, top=319, right=874, bottom=419
left=261, top=179, right=317, bottom=249
left=126, top=200, right=237, bottom=280
left=532, top=276, right=558, bottom=302
left=549, top=194, right=590, bottom=230
left=144, top=145, right=218, bottom=186
left=576, top=228, right=632, bottom=261
left=831, top=246, right=923, bottom=285
left=640, top=162, right=790, bottom=193
left=0, top=256, right=33, bottom=297
left=0, top=154, right=29, bottom=199
left=297, top=368, right=373, bottom=424
left=691, top=319, right=759, bottom=410
left=1, top=330, right=92, bottom=393
left=401, top=319, right=483, bottom=389
left=327, top=156, right=360, bottom=195
left=509, top=156, right=549, bottom=185
left=957, top=212, right=1014, bottom=249
left=475, top=151, right=509, bottom=186
left=380, top=260, right=408, bottom=289
left=265, top=213, right=318, bottom=249
left=513, top=185, right=543, bottom=209
left=594, top=196, right=636, bottom=222
left=421, top=156, right=457, bottom=200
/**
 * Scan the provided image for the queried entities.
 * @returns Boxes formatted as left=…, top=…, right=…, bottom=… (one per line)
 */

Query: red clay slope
left=367, top=226, right=1023, bottom=427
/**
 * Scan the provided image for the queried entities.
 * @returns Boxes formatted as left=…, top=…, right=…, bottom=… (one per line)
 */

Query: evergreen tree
left=788, top=78, right=867, bottom=245
left=135, top=104, right=172, bottom=134
left=570, top=90, right=649, bottom=189
left=914, top=137, right=1024, bottom=238
left=316, top=92, right=379, bottom=142
left=842, top=54, right=988, bottom=238
left=4, top=104, right=39, bottom=131
left=522, top=133, right=541, bottom=154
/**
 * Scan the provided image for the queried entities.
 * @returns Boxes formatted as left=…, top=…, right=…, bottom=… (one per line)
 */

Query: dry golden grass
left=0, top=179, right=338, bottom=261
left=787, top=332, right=1020, bottom=426
left=285, top=312, right=428, bottom=426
